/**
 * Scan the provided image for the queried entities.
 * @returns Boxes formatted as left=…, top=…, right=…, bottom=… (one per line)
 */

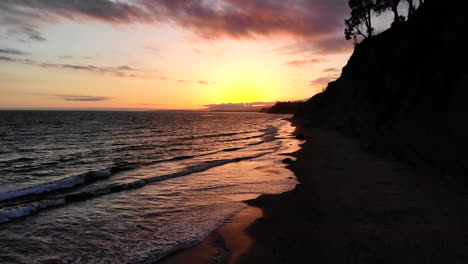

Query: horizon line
left=0, top=107, right=202, bottom=111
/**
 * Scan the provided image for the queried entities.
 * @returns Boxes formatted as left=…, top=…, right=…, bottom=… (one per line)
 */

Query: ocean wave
left=167, top=155, right=195, bottom=161
left=222, top=147, right=243, bottom=152
left=178, top=130, right=258, bottom=141
left=0, top=169, right=113, bottom=202
left=0, top=199, right=65, bottom=223
left=0, top=157, right=35, bottom=164
left=0, top=151, right=211, bottom=204
left=0, top=153, right=270, bottom=224
left=222, top=133, right=264, bottom=142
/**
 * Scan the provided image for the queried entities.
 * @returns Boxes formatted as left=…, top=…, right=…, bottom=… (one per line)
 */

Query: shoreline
left=159, top=118, right=300, bottom=264
left=159, top=205, right=262, bottom=264
left=161, top=117, right=468, bottom=263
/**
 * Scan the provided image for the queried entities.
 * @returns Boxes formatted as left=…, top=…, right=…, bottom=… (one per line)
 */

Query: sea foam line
left=0, top=170, right=112, bottom=202
left=0, top=153, right=270, bottom=224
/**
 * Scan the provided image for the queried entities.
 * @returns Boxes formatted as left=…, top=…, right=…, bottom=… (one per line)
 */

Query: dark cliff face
left=296, top=1, right=468, bottom=175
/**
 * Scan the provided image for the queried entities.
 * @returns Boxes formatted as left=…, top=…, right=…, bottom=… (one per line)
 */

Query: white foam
left=0, top=169, right=111, bottom=202
left=0, top=199, right=65, bottom=223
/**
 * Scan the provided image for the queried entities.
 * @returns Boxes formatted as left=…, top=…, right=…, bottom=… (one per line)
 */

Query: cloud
left=198, top=80, right=208, bottom=84
left=285, top=57, right=326, bottom=67
left=5, top=23, right=47, bottom=42
left=140, top=103, right=167, bottom=106
left=0, top=55, right=151, bottom=78
left=178, top=80, right=187, bottom=83
left=42, top=63, right=138, bottom=76
left=193, top=48, right=201, bottom=54
left=0, top=0, right=350, bottom=53
left=203, top=101, right=275, bottom=111
left=58, top=55, right=73, bottom=59
left=0, top=0, right=148, bottom=24
left=116, top=65, right=137, bottom=71
left=310, top=75, right=340, bottom=86
left=142, top=0, right=349, bottom=40
left=278, top=35, right=353, bottom=55
left=51, top=95, right=112, bottom=102
left=323, top=67, right=340, bottom=72
left=0, top=48, right=29, bottom=55
left=0, top=56, right=15, bottom=62
left=144, top=45, right=159, bottom=54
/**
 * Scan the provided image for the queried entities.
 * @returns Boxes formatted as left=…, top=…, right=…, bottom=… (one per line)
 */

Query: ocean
left=0, top=111, right=300, bottom=263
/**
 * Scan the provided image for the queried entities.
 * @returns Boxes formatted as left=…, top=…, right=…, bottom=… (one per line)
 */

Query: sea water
left=0, top=111, right=300, bottom=263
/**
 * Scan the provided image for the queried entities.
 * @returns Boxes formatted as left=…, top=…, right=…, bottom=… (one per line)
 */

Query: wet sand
left=159, top=206, right=262, bottom=264
left=160, top=119, right=468, bottom=263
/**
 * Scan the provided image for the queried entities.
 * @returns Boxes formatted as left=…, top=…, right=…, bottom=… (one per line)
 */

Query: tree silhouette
left=344, top=0, right=385, bottom=42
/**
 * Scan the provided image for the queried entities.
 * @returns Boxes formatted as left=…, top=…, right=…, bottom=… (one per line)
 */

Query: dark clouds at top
left=0, top=0, right=350, bottom=54
left=0, top=48, right=29, bottom=55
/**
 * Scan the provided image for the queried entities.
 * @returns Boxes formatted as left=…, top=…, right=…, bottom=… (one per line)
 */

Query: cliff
left=296, top=1, right=468, bottom=176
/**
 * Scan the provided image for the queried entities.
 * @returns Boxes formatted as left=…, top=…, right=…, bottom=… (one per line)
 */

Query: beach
left=162, top=118, right=468, bottom=263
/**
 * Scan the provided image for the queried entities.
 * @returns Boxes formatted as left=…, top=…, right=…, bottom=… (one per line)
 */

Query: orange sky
left=0, top=0, right=379, bottom=110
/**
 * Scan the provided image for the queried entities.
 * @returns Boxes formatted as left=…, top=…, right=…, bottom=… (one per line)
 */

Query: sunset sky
left=0, top=0, right=399, bottom=110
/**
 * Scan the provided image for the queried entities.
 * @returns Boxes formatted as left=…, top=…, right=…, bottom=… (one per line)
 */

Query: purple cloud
left=0, top=48, right=29, bottom=55
left=51, top=95, right=112, bottom=102
left=310, top=75, right=340, bottom=86
left=0, top=56, right=151, bottom=78
left=0, top=0, right=350, bottom=54
left=278, top=35, right=352, bottom=56
left=323, top=67, right=340, bottom=72
left=58, top=55, right=73, bottom=59
left=285, top=57, right=326, bottom=67
left=203, top=101, right=275, bottom=111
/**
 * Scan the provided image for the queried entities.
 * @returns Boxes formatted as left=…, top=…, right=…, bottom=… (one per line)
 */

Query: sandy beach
left=160, top=206, right=262, bottom=264
left=162, top=118, right=468, bottom=263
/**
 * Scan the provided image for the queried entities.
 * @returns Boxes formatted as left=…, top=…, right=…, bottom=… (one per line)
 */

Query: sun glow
left=207, top=57, right=285, bottom=104
left=0, top=17, right=352, bottom=110
left=216, top=83, right=264, bottom=103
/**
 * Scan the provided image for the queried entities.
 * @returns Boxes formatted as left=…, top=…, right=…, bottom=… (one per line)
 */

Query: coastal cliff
left=296, top=1, right=468, bottom=176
